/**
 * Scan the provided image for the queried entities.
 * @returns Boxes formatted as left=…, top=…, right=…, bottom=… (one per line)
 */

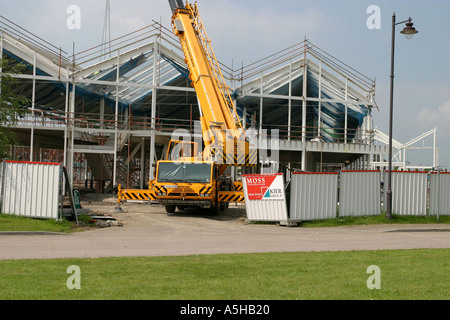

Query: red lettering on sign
left=244, top=175, right=277, bottom=200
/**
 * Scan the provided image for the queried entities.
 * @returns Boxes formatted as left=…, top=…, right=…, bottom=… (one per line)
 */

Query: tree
left=0, top=57, right=30, bottom=158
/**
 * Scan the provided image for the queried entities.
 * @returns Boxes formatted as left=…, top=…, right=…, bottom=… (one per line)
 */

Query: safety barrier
left=0, top=161, right=61, bottom=219
left=388, top=171, right=428, bottom=216
left=243, top=170, right=448, bottom=224
left=115, top=169, right=448, bottom=224
left=289, top=172, right=338, bottom=221
left=218, top=191, right=245, bottom=203
left=118, top=187, right=157, bottom=202
left=339, top=170, right=381, bottom=217
left=429, top=172, right=450, bottom=216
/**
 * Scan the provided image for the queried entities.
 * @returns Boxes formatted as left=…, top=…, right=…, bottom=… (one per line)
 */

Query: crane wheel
left=210, top=204, right=220, bottom=215
left=165, top=205, right=176, bottom=214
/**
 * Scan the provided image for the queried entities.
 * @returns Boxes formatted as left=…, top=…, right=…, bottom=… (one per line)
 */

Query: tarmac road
left=0, top=203, right=449, bottom=260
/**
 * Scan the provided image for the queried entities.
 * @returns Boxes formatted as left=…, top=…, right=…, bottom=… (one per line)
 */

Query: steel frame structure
left=0, top=17, right=405, bottom=194
left=373, top=127, right=438, bottom=170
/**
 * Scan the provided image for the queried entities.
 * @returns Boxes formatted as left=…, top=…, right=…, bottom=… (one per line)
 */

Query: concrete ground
left=0, top=201, right=449, bottom=260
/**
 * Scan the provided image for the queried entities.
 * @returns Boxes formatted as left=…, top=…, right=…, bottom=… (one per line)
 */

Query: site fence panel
left=242, top=174, right=289, bottom=222
left=1, top=161, right=61, bottom=219
left=388, top=171, right=428, bottom=216
left=339, top=170, right=381, bottom=217
left=429, top=172, right=450, bottom=216
left=289, top=172, right=338, bottom=221
left=0, top=161, right=3, bottom=211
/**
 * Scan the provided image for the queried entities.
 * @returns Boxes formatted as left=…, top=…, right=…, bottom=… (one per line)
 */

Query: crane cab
left=154, top=160, right=225, bottom=214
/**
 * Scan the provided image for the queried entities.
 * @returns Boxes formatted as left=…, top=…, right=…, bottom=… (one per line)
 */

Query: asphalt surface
left=1, top=202, right=449, bottom=260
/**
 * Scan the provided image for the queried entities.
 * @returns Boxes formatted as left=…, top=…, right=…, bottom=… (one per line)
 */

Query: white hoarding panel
left=242, top=173, right=288, bottom=222
left=1, top=161, right=60, bottom=219
left=289, top=172, right=338, bottom=221
left=339, top=171, right=381, bottom=217
left=388, top=171, right=428, bottom=216
left=429, top=172, right=450, bottom=216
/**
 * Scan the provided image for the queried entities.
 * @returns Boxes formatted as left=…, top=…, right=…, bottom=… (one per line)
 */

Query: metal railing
left=13, top=107, right=375, bottom=145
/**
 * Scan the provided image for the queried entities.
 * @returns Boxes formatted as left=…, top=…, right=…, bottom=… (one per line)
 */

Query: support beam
left=301, top=61, right=307, bottom=171
left=113, top=51, right=120, bottom=189
left=140, top=137, right=145, bottom=190
left=243, top=106, right=247, bottom=130
left=30, top=50, right=36, bottom=161
left=302, top=63, right=307, bottom=145
left=0, top=31, right=3, bottom=97
left=259, top=74, right=264, bottom=136
left=63, top=67, right=69, bottom=169
left=434, top=128, right=437, bottom=167
left=345, top=77, right=348, bottom=144
left=318, top=60, right=322, bottom=138
left=288, top=59, right=292, bottom=141
left=149, top=42, right=159, bottom=180
left=100, top=98, right=105, bottom=129
left=68, top=88, right=76, bottom=188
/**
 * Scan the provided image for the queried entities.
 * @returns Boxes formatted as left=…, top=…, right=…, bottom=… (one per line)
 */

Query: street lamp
left=386, top=13, right=419, bottom=220
left=400, top=18, right=419, bottom=40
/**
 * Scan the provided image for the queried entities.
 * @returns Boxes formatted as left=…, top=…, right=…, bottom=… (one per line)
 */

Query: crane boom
left=169, top=0, right=254, bottom=166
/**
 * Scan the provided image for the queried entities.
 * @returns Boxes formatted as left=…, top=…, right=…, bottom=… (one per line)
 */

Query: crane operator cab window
left=157, top=162, right=212, bottom=184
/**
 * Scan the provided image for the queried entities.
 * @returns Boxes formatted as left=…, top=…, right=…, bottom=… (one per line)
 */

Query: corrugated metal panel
left=339, top=171, right=381, bottom=217
left=429, top=172, right=450, bottom=216
left=289, top=172, right=338, bottom=221
left=1, top=161, right=60, bottom=219
left=0, top=161, right=4, bottom=210
left=388, top=171, right=428, bottom=216
left=242, top=174, right=288, bottom=222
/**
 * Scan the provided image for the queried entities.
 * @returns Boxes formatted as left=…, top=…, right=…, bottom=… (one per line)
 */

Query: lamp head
left=400, top=18, right=419, bottom=40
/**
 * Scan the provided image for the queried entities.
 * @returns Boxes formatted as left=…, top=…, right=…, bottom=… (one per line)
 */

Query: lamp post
left=386, top=14, right=419, bottom=220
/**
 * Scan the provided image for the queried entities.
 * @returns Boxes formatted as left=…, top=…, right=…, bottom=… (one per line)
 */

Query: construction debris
left=90, top=215, right=124, bottom=228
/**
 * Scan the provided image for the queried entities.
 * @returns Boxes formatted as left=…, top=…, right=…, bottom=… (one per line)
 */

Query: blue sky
left=1, top=0, right=449, bottom=168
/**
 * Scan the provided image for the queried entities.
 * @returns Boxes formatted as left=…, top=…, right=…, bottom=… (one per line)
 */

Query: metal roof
left=234, top=41, right=375, bottom=142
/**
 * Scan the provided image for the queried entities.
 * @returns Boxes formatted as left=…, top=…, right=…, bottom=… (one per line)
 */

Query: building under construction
left=0, top=12, right=439, bottom=195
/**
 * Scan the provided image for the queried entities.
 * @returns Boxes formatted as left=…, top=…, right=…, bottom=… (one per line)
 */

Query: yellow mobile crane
left=118, top=0, right=256, bottom=213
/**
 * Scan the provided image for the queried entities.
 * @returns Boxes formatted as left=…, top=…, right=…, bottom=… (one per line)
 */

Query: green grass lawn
left=0, top=214, right=94, bottom=233
left=1, top=214, right=449, bottom=301
left=300, top=213, right=450, bottom=228
left=0, top=249, right=448, bottom=300
left=0, top=215, right=75, bottom=233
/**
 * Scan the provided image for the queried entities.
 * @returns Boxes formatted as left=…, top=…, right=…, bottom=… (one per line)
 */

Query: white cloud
left=416, top=99, right=450, bottom=130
